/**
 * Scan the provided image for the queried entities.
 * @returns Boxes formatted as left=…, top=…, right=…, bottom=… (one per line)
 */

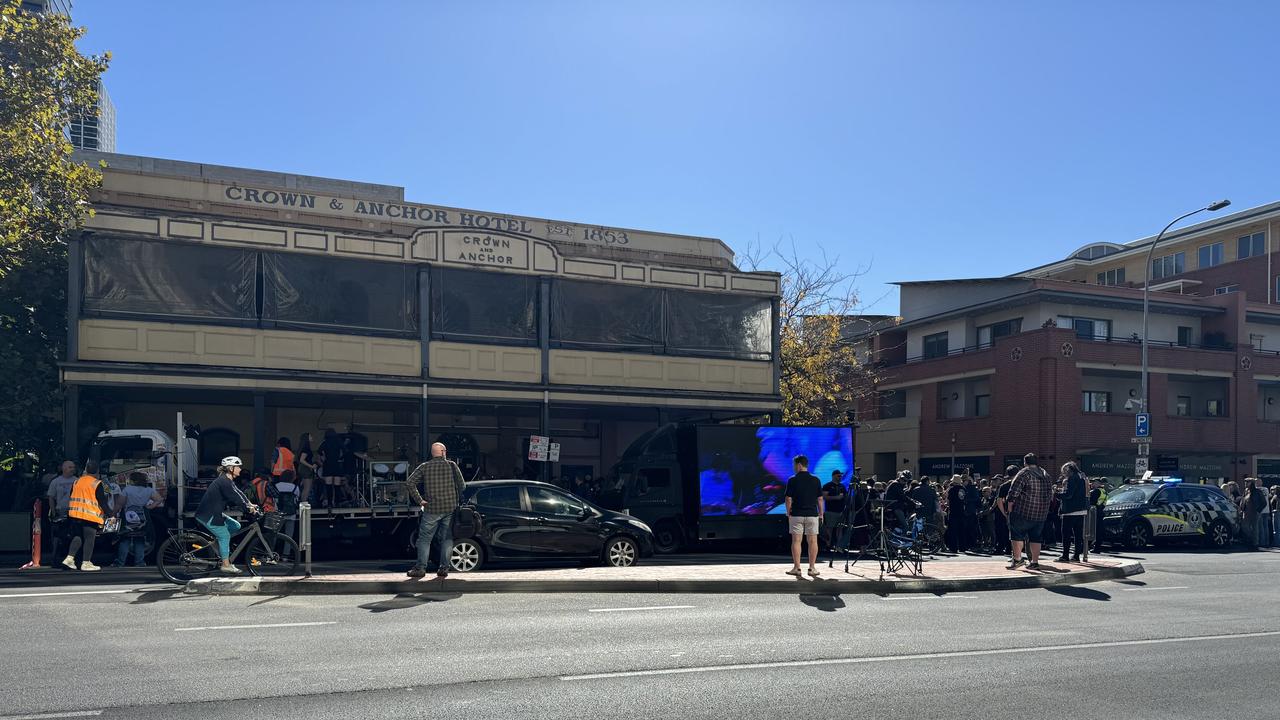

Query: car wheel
left=1125, top=520, right=1152, bottom=550
left=651, top=520, right=684, bottom=554
left=1205, top=519, right=1232, bottom=549
left=604, top=536, right=639, bottom=568
left=449, top=539, right=485, bottom=572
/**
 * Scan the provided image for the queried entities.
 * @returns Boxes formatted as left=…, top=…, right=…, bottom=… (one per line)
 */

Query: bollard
left=1083, top=506, right=1094, bottom=563
left=19, top=499, right=42, bottom=570
left=298, top=501, right=313, bottom=578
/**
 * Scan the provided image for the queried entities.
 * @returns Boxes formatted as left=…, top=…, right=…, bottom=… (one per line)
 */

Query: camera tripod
left=841, top=504, right=924, bottom=580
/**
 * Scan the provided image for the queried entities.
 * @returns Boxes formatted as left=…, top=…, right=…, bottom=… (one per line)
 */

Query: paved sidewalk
left=186, top=556, right=1143, bottom=596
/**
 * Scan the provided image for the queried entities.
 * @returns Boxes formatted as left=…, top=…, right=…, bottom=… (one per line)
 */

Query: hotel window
left=922, top=331, right=949, bottom=359
left=1238, top=232, right=1266, bottom=260
left=1176, top=396, right=1191, bottom=416
left=1214, top=284, right=1239, bottom=295
left=1177, top=326, right=1193, bottom=347
left=1082, top=391, right=1111, bottom=413
left=1152, top=252, right=1185, bottom=280
left=1198, top=242, right=1224, bottom=269
left=1207, top=399, right=1224, bottom=417
left=974, top=394, right=991, bottom=418
left=1251, top=333, right=1265, bottom=351
left=1096, top=268, right=1126, bottom=286
left=1060, top=316, right=1110, bottom=341
left=880, top=390, right=907, bottom=419
left=977, top=318, right=1021, bottom=348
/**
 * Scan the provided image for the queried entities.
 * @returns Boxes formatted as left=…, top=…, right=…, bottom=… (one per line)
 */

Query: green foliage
left=0, top=1, right=109, bottom=462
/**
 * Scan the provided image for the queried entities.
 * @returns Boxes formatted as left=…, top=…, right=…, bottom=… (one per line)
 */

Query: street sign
left=1137, top=443, right=1150, bottom=457
left=1135, top=413, right=1151, bottom=438
left=548, top=443, right=561, bottom=462
left=528, top=435, right=550, bottom=462
left=1130, top=437, right=1156, bottom=444
left=1135, top=457, right=1150, bottom=474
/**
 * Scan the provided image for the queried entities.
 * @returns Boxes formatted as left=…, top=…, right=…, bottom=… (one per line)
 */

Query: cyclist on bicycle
left=196, top=456, right=259, bottom=575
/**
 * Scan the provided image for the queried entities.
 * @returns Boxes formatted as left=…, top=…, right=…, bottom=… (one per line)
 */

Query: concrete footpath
left=186, top=556, right=1143, bottom=596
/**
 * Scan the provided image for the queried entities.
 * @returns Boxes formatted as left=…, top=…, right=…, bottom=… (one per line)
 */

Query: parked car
left=1098, top=480, right=1237, bottom=550
left=445, top=480, right=655, bottom=572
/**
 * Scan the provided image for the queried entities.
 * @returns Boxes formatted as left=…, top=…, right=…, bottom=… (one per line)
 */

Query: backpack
left=122, top=505, right=149, bottom=535
left=275, top=485, right=300, bottom=516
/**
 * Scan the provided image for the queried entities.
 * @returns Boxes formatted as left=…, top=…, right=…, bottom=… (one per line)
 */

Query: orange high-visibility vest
left=68, top=475, right=104, bottom=526
left=271, top=447, right=295, bottom=477
left=251, top=476, right=277, bottom=513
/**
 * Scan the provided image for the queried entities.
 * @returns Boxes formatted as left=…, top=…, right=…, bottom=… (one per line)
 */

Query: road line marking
left=882, top=595, right=978, bottom=601
left=174, top=621, right=336, bottom=632
left=1122, top=586, right=1189, bottom=592
left=560, top=629, right=1280, bottom=681
left=0, top=587, right=167, bottom=599
left=2, top=711, right=103, bottom=719
left=588, top=605, right=696, bottom=613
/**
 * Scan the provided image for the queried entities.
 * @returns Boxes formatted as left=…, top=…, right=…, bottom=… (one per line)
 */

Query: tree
left=0, top=1, right=109, bottom=465
left=742, top=240, right=881, bottom=425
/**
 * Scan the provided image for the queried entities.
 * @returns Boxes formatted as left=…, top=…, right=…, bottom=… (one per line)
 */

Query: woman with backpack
left=273, top=469, right=302, bottom=539
left=112, top=471, right=161, bottom=568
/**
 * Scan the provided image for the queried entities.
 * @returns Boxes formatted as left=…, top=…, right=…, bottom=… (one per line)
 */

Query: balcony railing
left=1077, top=334, right=1234, bottom=351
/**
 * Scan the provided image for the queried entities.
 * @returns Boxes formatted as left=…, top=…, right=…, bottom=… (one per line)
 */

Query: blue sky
left=73, top=1, right=1279, bottom=314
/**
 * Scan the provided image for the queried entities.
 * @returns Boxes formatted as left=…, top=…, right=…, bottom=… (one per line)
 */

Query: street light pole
left=1141, top=200, right=1232, bottom=419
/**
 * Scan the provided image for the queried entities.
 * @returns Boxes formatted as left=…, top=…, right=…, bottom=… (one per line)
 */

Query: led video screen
left=697, top=426, right=854, bottom=517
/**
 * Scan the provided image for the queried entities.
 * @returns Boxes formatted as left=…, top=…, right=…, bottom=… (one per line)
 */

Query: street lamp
left=1141, top=199, right=1232, bottom=420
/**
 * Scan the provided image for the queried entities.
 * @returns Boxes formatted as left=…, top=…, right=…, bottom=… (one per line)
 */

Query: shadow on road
left=129, top=587, right=185, bottom=604
left=799, top=594, right=846, bottom=612
left=359, top=592, right=461, bottom=613
left=1047, top=585, right=1111, bottom=601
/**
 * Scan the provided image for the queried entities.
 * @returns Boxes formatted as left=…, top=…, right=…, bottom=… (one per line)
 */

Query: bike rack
left=298, top=502, right=313, bottom=578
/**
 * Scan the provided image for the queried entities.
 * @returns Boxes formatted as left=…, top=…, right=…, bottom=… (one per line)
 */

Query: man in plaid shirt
left=405, top=442, right=466, bottom=578
left=1005, top=453, right=1052, bottom=570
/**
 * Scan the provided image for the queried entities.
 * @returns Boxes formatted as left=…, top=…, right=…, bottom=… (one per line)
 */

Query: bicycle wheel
left=245, top=534, right=300, bottom=577
left=157, top=533, right=221, bottom=585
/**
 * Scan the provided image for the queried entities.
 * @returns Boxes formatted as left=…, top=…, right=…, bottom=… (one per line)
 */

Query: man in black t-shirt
left=785, top=455, right=824, bottom=577
left=994, top=466, right=1017, bottom=555
left=821, top=470, right=848, bottom=548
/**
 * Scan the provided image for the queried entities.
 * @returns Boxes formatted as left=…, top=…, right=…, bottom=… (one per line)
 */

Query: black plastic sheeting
left=664, top=290, right=772, bottom=360
left=551, top=279, right=663, bottom=352
left=263, top=253, right=417, bottom=334
left=430, top=267, right=537, bottom=343
left=82, top=236, right=257, bottom=320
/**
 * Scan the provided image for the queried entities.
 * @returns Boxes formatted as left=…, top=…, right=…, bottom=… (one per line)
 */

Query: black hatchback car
left=445, top=480, right=655, bottom=572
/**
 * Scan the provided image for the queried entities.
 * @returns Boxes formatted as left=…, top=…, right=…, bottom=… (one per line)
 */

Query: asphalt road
left=1, top=550, right=1277, bottom=720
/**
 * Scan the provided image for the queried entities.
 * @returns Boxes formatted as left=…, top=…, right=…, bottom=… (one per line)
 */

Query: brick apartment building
left=854, top=201, right=1280, bottom=485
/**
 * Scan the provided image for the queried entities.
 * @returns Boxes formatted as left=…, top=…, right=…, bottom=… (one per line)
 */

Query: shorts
left=789, top=516, right=820, bottom=536
left=1009, top=515, right=1043, bottom=543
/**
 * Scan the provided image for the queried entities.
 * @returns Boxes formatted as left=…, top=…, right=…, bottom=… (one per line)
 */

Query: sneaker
left=1056, top=555, right=1071, bottom=563
left=785, top=568, right=803, bottom=577
left=62, top=556, right=77, bottom=570
left=1071, top=555, right=1081, bottom=562
left=435, top=570, right=449, bottom=579
left=218, top=565, right=243, bottom=576
left=406, top=567, right=426, bottom=579
left=80, top=562, right=101, bottom=572
left=807, top=568, right=821, bottom=577
left=1027, top=561, right=1041, bottom=570
left=1006, top=559, right=1025, bottom=570
left=110, top=562, right=125, bottom=568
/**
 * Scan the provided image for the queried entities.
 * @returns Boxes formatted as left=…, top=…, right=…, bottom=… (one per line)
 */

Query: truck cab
left=607, top=424, right=690, bottom=553
left=87, top=429, right=198, bottom=494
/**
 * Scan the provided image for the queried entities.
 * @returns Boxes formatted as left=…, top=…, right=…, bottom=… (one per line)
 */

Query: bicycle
left=156, top=511, right=299, bottom=584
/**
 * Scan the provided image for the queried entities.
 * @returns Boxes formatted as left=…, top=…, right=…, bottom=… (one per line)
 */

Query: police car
left=1098, top=479, right=1238, bottom=550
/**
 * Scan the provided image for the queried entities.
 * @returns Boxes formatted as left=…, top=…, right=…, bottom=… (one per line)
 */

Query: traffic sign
left=528, top=435, right=550, bottom=461
left=1137, top=443, right=1150, bottom=457
left=1135, top=413, right=1151, bottom=438
left=1135, top=457, right=1150, bottom=474
left=1130, top=437, right=1156, bottom=444
left=548, top=443, right=561, bottom=463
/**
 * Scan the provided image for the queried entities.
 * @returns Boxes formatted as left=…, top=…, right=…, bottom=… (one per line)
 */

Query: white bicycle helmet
left=219, top=456, right=243, bottom=469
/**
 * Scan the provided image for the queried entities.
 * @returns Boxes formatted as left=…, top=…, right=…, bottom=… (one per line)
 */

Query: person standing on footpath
left=945, top=475, right=966, bottom=553
left=993, top=469, right=1015, bottom=555
left=821, top=469, right=848, bottom=548
left=1055, top=462, right=1088, bottom=563
left=784, top=454, right=824, bottom=577
left=405, top=442, right=466, bottom=579
left=1005, top=454, right=1052, bottom=570
left=45, top=460, right=78, bottom=567
left=1242, top=478, right=1267, bottom=550
left=62, top=461, right=111, bottom=572
left=962, top=474, right=981, bottom=551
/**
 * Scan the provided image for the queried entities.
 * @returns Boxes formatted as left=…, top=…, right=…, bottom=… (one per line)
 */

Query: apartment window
left=880, top=390, right=907, bottom=419
left=1206, top=399, right=1224, bottom=417
left=977, top=318, right=1022, bottom=348
left=922, top=332, right=949, bottom=359
left=1060, top=316, right=1111, bottom=341
left=1152, top=252, right=1185, bottom=280
left=1176, top=396, right=1191, bottom=416
left=1198, top=242, right=1225, bottom=269
left=1214, top=284, right=1239, bottom=295
left=1177, top=326, right=1193, bottom=347
left=974, top=394, right=991, bottom=418
left=1238, top=232, right=1266, bottom=260
left=1082, top=391, right=1111, bottom=413
left=1096, top=268, right=1126, bottom=286
left=1250, top=333, right=1265, bottom=351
